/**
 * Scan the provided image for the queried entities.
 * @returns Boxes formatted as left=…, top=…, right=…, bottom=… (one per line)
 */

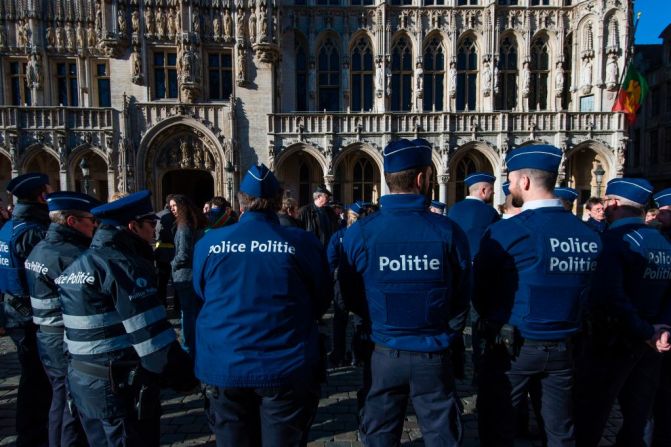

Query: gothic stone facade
left=0, top=0, right=630, bottom=210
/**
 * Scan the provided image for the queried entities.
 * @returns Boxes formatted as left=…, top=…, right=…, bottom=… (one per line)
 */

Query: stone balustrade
left=0, top=106, right=115, bottom=131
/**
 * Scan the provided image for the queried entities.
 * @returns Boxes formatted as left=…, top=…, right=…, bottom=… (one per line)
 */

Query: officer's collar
left=521, top=199, right=563, bottom=212
left=608, top=216, right=644, bottom=230
left=379, top=194, right=426, bottom=210
left=13, top=201, right=49, bottom=224
left=47, top=222, right=92, bottom=246
left=465, top=196, right=485, bottom=203
left=240, top=209, right=280, bottom=224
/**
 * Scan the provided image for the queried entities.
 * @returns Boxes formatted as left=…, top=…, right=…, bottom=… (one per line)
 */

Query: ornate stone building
left=0, top=0, right=630, bottom=211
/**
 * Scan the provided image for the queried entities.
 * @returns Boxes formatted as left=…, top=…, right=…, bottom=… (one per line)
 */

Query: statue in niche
left=145, top=7, right=155, bottom=36
left=415, top=63, right=423, bottom=92
left=95, top=3, right=102, bottom=36
left=204, top=151, right=213, bottom=170
left=237, top=8, right=247, bottom=39
left=87, top=23, right=96, bottom=48
left=65, top=22, right=75, bottom=51
left=482, top=60, right=492, bottom=96
left=156, top=8, right=166, bottom=39
left=27, top=53, right=41, bottom=89
left=16, top=19, right=28, bottom=49
left=522, top=61, right=531, bottom=97
left=375, top=62, right=384, bottom=94
left=180, top=139, right=190, bottom=168
left=46, top=26, right=55, bottom=48
left=192, top=8, right=201, bottom=34
left=555, top=61, right=565, bottom=96
left=194, top=145, right=203, bottom=168
left=213, top=14, right=221, bottom=40
left=223, top=9, right=233, bottom=40
left=132, top=10, right=140, bottom=33
left=181, top=46, right=196, bottom=82
left=582, top=58, right=592, bottom=87
left=308, top=61, right=316, bottom=98
left=0, top=25, right=6, bottom=49
left=259, top=7, right=268, bottom=42
left=237, top=45, right=247, bottom=83
left=132, top=50, right=142, bottom=78
left=118, top=9, right=127, bottom=35
left=272, top=12, right=277, bottom=43
left=448, top=62, right=457, bottom=98
left=385, top=65, right=392, bottom=96
left=56, top=24, right=65, bottom=50
left=249, top=9, right=257, bottom=43
left=168, top=8, right=177, bottom=37
left=494, top=63, right=500, bottom=94
left=606, top=55, right=619, bottom=90
left=76, top=22, right=85, bottom=49
left=342, top=61, right=349, bottom=92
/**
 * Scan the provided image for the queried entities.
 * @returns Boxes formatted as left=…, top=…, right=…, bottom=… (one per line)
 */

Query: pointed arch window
left=318, top=38, right=340, bottom=112
left=455, top=157, right=476, bottom=202
left=530, top=37, right=550, bottom=111
left=296, top=40, right=308, bottom=111
left=496, top=36, right=518, bottom=110
left=353, top=157, right=375, bottom=202
left=457, top=37, right=478, bottom=111
left=424, top=37, right=445, bottom=111
left=391, top=37, right=413, bottom=111
left=351, top=37, right=374, bottom=112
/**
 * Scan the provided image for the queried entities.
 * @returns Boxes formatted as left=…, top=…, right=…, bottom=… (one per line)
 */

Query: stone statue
left=46, top=26, right=55, bottom=48
left=56, top=24, right=65, bottom=50
left=65, top=22, right=75, bottom=51
left=606, top=55, right=619, bottom=90
left=483, top=60, right=492, bottom=96
left=555, top=62, right=565, bottom=96
left=522, top=61, right=531, bottom=97
left=259, top=7, right=268, bottom=42
left=415, top=63, right=423, bottom=92
left=375, top=63, right=384, bottom=94
left=213, top=15, right=221, bottom=40
left=26, top=53, right=41, bottom=89
left=156, top=8, right=166, bottom=39
left=132, top=50, right=142, bottom=78
left=181, top=47, right=196, bottom=82
left=16, top=19, right=28, bottom=48
left=448, top=62, right=457, bottom=98
left=385, top=65, right=392, bottom=96
left=308, top=61, right=316, bottom=98
left=494, top=63, right=500, bottom=94
left=132, top=10, right=140, bottom=33
left=76, top=22, right=85, bottom=49
left=180, top=139, right=190, bottom=168
left=582, top=58, right=592, bottom=87
left=168, top=8, right=177, bottom=37
left=237, top=45, right=247, bottom=83
left=95, top=4, right=103, bottom=36
left=192, top=9, right=201, bottom=34
left=145, top=7, right=155, bottom=36
left=237, top=8, right=247, bottom=39
left=249, top=10, right=257, bottom=43
left=118, top=9, right=127, bottom=35
left=87, top=23, right=96, bottom=48
left=223, top=9, right=233, bottom=40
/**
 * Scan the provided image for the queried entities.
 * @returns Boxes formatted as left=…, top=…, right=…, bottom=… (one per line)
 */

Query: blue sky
left=635, top=0, right=671, bottom=44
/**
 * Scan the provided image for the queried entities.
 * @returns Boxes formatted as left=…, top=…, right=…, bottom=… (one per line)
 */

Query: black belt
left=70, top=359, right=110, bottom=380
left=39, top=325, right=65, bottom=334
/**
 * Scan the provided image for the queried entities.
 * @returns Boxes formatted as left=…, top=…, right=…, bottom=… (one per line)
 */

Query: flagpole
left=616, top=11, right=642, bottom=89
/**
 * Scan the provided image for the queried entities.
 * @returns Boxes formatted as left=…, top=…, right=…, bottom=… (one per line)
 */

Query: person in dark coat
left=298, top=186, right=339, bottom=245
left=278, top=197, right=303, bottom=228
left=154, top=196, right=176, bottom=310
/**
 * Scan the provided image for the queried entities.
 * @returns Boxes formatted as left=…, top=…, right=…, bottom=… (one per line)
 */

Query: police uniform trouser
left=36, top=328, right=88, bottom=447
left=650, top=353, right=671, bottom=447
left=477, top=339, right=574, bottom=447
left=8, top=323, right=51, bottom=447
left=574, top=340, right=662, bottom=447
left=206, top=383, right=320, bottom=447
left=361, top=345, right=462, bottom=447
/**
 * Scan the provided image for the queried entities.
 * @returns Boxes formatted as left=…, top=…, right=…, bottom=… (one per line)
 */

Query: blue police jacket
left=327, top=227, right=346, bottom=274
left=192, top=210, right=332, bottom=388
left=58, top=225, right=176, bottom=373
left=473, top=200, right=602, bottom=340
left=586, top=217, right=608, bottom=234
left=447, top=197, right=500, bottom=259
left=340, top=194, right=471, bottom=353
left=0, top=202, right=49, bottom=327
left=25, top=223, right=91, bottom=328
left=588, top=217, right=671, bottom=340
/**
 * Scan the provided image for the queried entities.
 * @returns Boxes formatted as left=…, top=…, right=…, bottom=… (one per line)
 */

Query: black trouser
left=8, top=324, right=52, bottom=447
left=650, top=353, right=671, bottom=446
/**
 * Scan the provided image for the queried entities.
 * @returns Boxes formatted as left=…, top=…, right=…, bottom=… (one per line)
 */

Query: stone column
left=323, top=174, right=334, bottom=195
left=438, top=174, right=449, bottom=204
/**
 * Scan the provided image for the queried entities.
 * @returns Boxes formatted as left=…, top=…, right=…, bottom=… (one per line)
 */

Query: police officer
left=193, top=164, right=331, bottom=446
left=574, top=180, right=671, bottom=446
left=59, top=190, right=190, bottom=446
left=554, top=186, right=579, bottom=213
left=0, top=173, right=53, bottom=447
left=429, top=200, right=447, bottom=215
left=340, top=138, right=471, bottom=446
left=25, top=192, right=100, bottom=447
left=474, top=144, right=602, bottom=446
left=499, top=181, right=521, bottom=219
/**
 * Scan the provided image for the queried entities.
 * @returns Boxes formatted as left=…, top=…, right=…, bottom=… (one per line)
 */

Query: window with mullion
left=296, top=41, right=308, bottom=111
left=9, top=60, right=30, bottom=106
left=208, top=52, right=233, bottom=101
left=530, top=38, right=549, bottom=111
left=351, top=37, right=374, bottom=111
left=391, top=37, right=413, bottom=111
left=352, top=158, right=375, bottom=202
left=562, top=34, right=573, bottom=110
left=95, top=62, right=111, bottom=107
left=318, top=38, right=340, bottom=111
left=496, top=37, right=518, bottom=111
left=153, top=50, right=178, bottom=99
left=456, top=38, right=477, bottom=111
left=423, top=37, right=445, bottom=111
left=56, top=61, right=78, bottom=106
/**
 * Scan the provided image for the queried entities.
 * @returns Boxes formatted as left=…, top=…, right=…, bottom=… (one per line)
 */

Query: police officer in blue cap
left=554, top=186, right=579, bottom=213
left=340, top=138, right=471, bottom=446
left=429, top=200, right=447, bottom=215
left=575, top=179, right=671, bottom=447
left=59, top=190, right=195, bottom=446
left=474, top=144, right=602, bottom=446
left=499, top=181, right=521, bottom=219
left=25, top=192, right=100, bottom=447
left=193, top=164, right=331, bottom=446
left=0, top=172, right=53, bottom=446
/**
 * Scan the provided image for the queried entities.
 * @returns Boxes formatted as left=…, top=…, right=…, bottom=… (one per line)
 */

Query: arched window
left=424, top=37, right=445, bottom=111
left=530, top=37, right=550, bottom=111
left=457, top=37, right=478, bottom=111
left=496, top=36, right=518, bottom=111
left=318, top=38, right=340, bottom=111
left=352, top=157, right=375, bottom=202
left=295, top=40, right=308, bottom=111
left=562, top=34, right=572, bottom=110
left=455, top=157, right=477, bottom=201
left=351, top=37, right=374, bottom=111
left=299, top=161, right=311, bottom=207
left=391, top=37, right=413, bottom=111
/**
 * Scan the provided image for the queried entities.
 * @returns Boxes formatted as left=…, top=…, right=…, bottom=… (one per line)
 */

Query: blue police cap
left=464, top=172, right=496, bottom=188
left=554, top=187, right=579, bottom=203
left=383, top=138, right=432, bottom=173
left=653, top=188, right=671, bottom=207
left=239, top=163, right=281, bottom=199
left=502, top=181, right=511, bottom=197
left=46, top=192, right=101, bottom=212
left=605, top=178, right=653, bottom=206
left=430, top=200, right=446, bottom=211
left=7, top=173, right=49, bottom=200
left=349, top=201, right=366, bottom=215
left=91, top=190, right=156, bottom=226
left=505, top=144, right=562, bottom=173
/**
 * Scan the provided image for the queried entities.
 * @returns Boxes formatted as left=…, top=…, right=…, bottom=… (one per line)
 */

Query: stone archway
left=565, top=141, right=615, bottom=218
left=275, top=148, right=324, bottom=208
left=448, top=144, right=497, bottom=205
left=23, top=149, right=60, bottom=192
left=69, top=150, right=109, bottom=201
left=333, top=151, right=381, bottom=205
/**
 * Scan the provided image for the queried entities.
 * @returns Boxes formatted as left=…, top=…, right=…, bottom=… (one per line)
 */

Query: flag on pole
left=612, top=62, right=649, bottom=125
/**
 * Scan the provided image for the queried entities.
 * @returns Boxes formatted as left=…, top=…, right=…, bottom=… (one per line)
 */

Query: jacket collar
left=240, top=210, right=281, bottom=225
left=45, top=223, right=92, bottom=247
left=13, top=201, right=49, bottom=225
left=379, top=194, right=427, bottom=211
left=608, top=216, right=644, bottom=230
left=91, top=224, right=154, bottom=260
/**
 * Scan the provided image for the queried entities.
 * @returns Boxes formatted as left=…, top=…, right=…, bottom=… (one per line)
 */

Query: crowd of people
left=0, top=139, right=670, bottom=447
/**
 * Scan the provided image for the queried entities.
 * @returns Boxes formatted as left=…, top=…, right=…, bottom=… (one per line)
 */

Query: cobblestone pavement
left=0, top=319, right=622, bottom=446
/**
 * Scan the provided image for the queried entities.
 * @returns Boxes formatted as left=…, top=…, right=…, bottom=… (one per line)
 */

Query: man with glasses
left=585, top=197, right=608, bottom=233
left=25, top=191, right=100, bottom=447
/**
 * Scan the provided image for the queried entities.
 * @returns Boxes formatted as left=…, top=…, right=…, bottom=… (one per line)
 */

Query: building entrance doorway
left=161, top=170, right=214, bottom=208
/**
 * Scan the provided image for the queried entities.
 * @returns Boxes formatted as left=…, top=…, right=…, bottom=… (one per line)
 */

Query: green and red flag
left=612, top=62, right=649, bottom=125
